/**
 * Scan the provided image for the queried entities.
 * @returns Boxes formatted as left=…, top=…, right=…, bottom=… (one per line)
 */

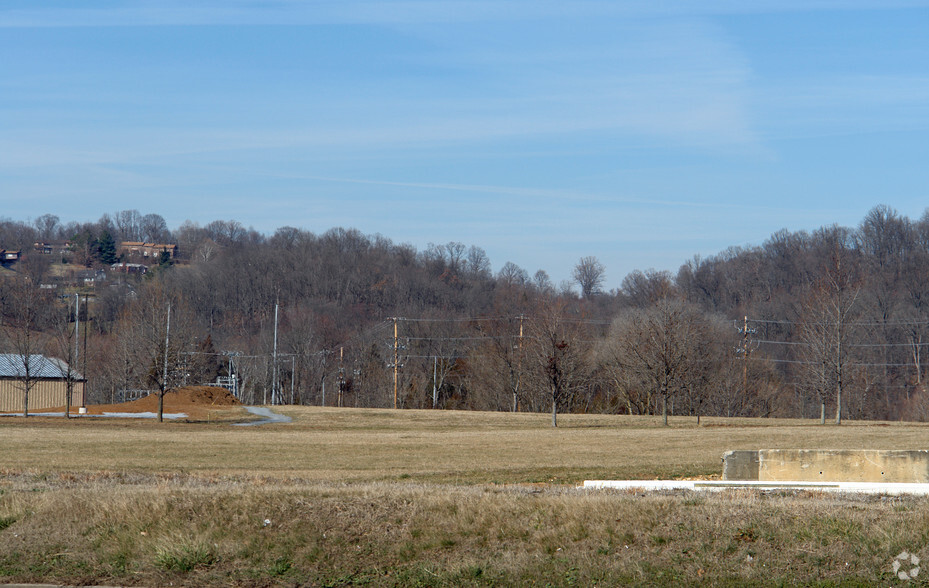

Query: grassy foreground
left=2, top=408, right=929, bottom=586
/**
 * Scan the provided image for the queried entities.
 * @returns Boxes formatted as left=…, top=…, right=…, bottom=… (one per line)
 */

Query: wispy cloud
left=1, top=8, right=763, bottom=171
left=3, top=0, right=926, bottom=28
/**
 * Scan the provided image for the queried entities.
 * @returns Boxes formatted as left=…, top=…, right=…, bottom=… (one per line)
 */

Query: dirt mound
left=176, top=385, right=241, bottom=407
left=86, top=386, right=241, bottom=419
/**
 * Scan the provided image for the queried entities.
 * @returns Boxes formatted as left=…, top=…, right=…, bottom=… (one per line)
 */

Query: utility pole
left=737, top=316, right=755, bottom=405
left=742, top=316, right=749, bottom=399
left=81, top=295, right=87, bottom=410
left=432, top=356, right=438, bottom=409
left=159, top=300, right=171, bottom=423
left=271, top=301, right=279, bottom=405
left=514, top=315, right=524, bottom=412
left=338, top=346, right=345, bottom=408
left=66, top=294, right=78, bottom=419
left=74, top=294, right=80, bottom=368
left=353, top=364, right=361, bottom=408
left=393, top=317, right=399, bottom=409
left=835, top=317, right=842, bottom=426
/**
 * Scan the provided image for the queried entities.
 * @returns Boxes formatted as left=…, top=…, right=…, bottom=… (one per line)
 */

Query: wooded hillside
left=3, top=205, right=929, bottom=423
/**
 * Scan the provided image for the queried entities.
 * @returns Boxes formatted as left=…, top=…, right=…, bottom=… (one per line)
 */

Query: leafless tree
left=469, top=316, right=530, bottom=412
left=18, top=253, right=53, bottom=285
left=114, top=209, right=143, bottom=242
left=117, top=284, right=197, bottom=421
left=49, top=295, right=80, bottom=417
left=0, top=277, right=51, bottom=416
left=497, top=261, right=529, bottom=287
left=33, top=214, right=60, bottom=241
left=603, top=299, right=724, bottom=425
left=140, top=213, right=171, bottom=243
left=796, top=233, right=862, bottom=425
left=573, top=256, right=605, bottom=299
left=466, top=246, right=492, bottom=279
left=533, top=270, right=554, bottom=295
left=621, top=269, right=675, bottom=307
left=529, top=300, right=591, bottom=427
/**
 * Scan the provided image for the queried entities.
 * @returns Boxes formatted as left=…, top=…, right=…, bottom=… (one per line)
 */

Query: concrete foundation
left=722, top=450, right=929, bottom=483
left=582, top=480, right=929, bottom=495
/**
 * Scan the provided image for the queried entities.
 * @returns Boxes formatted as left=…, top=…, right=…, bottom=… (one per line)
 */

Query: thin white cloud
left=1, top=14, right=764, bottom=170
left=753, top=74, right=929, bottom=140
left=2, top=0, right=926, bottom=28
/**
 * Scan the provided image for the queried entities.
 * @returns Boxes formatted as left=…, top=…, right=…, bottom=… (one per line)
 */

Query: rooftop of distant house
left=119, top=242, right=177, bottom=258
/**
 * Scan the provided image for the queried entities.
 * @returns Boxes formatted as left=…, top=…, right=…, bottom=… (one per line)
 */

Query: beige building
left=0, top=354, right=85, bottom=413
left=119, top=241, right=177, bottom=261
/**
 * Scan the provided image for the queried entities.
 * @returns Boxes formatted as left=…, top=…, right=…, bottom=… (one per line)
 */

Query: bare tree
left=621, top=269, right=675, bottom=307
left=18, top=253, right=53, bottom=285
left=573, top=256, right=605, bottom=299
left=49, top=295, right=80, bottom=417
left=118, top=285, right=196, bottom=422
left=33, top=214, right=60, bottom=241
left=796, top=240, right=862, bottom=425
left=140, top=213, right=171, bottom=243
left=533, top=270, right=554, bottom=295
left=529, top=300, right=591, bottom=427
left=0, top=277, right=51, bottom=416
left=470, top=316, right=530, bottom=412
left=114, top=209, right=143, bottom=242
left=497, top=261, right=529, bottom=286
left=603, top=299, right=724, bottom=425
left=466, top=246, right=492, bottom=279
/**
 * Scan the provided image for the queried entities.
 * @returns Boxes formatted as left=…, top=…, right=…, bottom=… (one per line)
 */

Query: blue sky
left=2, top=1, right=928, bottom=289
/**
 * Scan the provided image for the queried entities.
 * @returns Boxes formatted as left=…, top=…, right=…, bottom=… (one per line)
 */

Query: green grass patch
left=154, top=540, right=217, bottom=572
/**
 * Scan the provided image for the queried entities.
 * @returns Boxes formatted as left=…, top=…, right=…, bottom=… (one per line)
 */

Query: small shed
left=0, top=354, right=85, bottom=413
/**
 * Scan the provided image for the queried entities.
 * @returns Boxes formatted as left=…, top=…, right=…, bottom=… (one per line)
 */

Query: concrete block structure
left=723, top=449, right=929, bottom=483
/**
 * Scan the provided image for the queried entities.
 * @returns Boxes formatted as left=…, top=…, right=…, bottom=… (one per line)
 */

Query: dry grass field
left=3, top=407, right=929, bottom=585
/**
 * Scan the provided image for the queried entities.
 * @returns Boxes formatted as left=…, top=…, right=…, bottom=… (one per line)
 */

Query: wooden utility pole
left=338, top=346, right=345, bottom=408
left=742, top=316, right=749, bottom=399
left=515, top=315, right=524, bottom=412
left=432, top=355, right=438, bottom=409
left=73, top=294, right=80, bottom=369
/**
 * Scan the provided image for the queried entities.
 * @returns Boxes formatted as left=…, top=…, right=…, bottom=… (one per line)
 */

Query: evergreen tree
left=95, top=231, right=118, bottom=265
left=158, top=247, right=173, bottom=269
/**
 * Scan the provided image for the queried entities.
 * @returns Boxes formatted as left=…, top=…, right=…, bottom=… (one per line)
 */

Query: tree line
left=3, top=204, right=929, bottom=424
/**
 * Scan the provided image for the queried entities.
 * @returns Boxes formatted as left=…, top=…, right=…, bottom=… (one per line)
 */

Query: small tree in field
left=50, top=295, right=81, bottom=418
left=530, top=300, right=591, bottom=427
left=1, top=277, right=51, bottom=417
left=118, top=285, right=195, bottom=422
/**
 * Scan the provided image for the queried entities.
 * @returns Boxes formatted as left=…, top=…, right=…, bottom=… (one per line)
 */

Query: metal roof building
left=0, top=354, right=85, bottom=413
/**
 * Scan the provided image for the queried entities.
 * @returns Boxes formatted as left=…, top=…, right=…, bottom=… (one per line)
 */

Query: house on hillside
left=75, top=268, right=106, bottom=285
left=119, top=242, right=177, bottom=262
left=0, top=354, right=85, bottom=413
left=0, top=249, right=20, bottom=266
left=33, top=240, right=72, bottom=256
left=110, top=262, right=148, bottom=276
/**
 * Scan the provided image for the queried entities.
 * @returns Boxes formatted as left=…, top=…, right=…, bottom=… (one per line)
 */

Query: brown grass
left=2, top=407, right=928, bottom=483
left=3, top=408, right=929, bottom=585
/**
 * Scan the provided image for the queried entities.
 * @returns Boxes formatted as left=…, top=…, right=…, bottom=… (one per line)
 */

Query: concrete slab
left=722, top=450, right=929, bottom=483
left=582, top=480, right=929, bottom=495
